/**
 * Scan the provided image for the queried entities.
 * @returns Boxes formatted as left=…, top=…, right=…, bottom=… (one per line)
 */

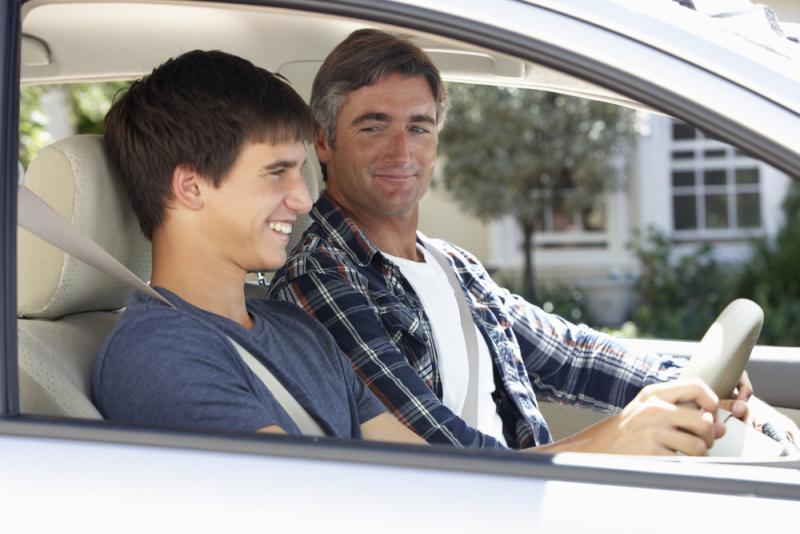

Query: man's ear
left=170, top=163, right=205, bottom=210
left=314, top=129, right=332, bottom=165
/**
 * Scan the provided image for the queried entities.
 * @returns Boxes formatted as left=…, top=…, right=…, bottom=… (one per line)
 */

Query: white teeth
left=268, top=222, right=292, bottom=235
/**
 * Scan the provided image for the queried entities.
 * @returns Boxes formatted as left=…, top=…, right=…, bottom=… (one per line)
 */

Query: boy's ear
left=170, top=163, right=205, bottom=210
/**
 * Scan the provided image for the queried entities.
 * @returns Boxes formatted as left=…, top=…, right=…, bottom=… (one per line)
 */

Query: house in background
left=420, top=0, right=799, bottom=326
left=438, top=114, right=793, bottom=326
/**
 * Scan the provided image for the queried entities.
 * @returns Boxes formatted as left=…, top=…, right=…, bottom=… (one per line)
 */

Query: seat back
left=17, top=134, right=151, bottom=419
left=278, top=60, right=325, bottom=254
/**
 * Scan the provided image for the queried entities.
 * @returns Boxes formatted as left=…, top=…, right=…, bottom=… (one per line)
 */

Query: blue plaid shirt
left=269, top=192, right=684, bottom=449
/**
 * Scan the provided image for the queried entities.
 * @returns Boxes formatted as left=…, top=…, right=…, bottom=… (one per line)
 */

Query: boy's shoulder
left=96, top=293, right=230, bottom=371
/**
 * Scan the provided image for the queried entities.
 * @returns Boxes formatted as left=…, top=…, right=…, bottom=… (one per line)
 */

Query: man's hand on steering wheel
left=718, top=370, right=753, bottom=423
left=717, top=371, right=799, bottom=446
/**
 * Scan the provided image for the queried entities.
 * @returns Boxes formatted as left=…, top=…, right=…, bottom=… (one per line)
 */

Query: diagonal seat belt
left=421, top=240, right=480, bottom=429
left=17, top=183, right=325, bottom=437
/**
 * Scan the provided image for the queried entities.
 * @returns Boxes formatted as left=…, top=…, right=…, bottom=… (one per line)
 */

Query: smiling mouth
left=267, top=222, right=293, bottom=235
left=374, top=173, right=417, bottom=181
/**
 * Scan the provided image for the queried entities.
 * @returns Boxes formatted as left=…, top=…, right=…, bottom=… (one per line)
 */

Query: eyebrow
left=351, top=112, right=390, bottom=126
left=350, top=112, right=437, bottom=127
left=262, top=158, right=305, bottom=172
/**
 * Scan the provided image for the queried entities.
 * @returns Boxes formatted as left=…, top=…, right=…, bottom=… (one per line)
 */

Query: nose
left=385, top=129, right=411, bottom=162
left=284, top=171, right=313, bottom=215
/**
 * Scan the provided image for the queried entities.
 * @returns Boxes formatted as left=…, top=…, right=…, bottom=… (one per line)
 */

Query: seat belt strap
left=17, top=183, right=325, bottom=437
left=228, top=338, right=324, bottom=436
left=17, top=184, right=173, bottom=308
left=422, top=240, right=481, bottom=428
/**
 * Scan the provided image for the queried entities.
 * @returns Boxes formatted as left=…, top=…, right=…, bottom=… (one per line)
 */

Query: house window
left=530, top=171, right=608, bottom=249
left=669, top=121, right=762, bottom=238
left=533, top=190, right=606, bottom=234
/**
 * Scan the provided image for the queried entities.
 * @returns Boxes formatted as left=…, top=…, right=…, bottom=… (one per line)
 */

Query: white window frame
left=669, top=122, right=765, bottom=241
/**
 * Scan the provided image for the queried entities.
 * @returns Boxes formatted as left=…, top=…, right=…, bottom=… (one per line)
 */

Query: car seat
left=277, top=60, right=325, bottom=254
left=17, top=134, right=150, bottom=419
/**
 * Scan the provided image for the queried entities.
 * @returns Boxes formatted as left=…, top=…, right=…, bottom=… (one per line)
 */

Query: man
left=92, top=49, right=423, bottom=445
left=269, top=29, right=761, bottom=455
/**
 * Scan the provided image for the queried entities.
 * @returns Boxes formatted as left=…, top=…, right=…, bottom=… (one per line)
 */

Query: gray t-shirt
left=92, top=288, right=386, bottom=437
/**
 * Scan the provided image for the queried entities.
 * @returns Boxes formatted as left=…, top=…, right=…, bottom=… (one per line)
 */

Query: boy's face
left=199, top=140, right=311, bottom=272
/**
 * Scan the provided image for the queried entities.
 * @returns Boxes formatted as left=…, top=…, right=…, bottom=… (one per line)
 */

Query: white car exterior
left=1, top=1, right=799, bottom=531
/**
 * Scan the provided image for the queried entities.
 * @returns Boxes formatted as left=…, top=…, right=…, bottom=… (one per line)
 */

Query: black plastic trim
left=0, top=0, right=21, bottom=416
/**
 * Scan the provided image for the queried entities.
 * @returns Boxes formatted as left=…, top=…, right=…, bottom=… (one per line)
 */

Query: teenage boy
left=92, top=50, right=423, bottom=444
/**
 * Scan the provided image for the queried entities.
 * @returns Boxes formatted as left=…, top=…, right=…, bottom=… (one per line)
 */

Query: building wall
left=637, top=114, right=792, bottom=265
left=418, top=184, right=491, bottom=261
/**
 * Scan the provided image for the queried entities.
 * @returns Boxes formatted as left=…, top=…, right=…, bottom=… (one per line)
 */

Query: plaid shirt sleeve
left=508, top=289, right=685, bottom=412
left=445, top=242, right=686, bottom=413
left=269, top=262, right=508, bottom=450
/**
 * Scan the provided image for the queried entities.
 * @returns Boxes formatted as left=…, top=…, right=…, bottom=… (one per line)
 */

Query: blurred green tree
left=439, top=84, right=637, bottom=300
left=631, top=181, right=800, bottom=346
left=734, top=182, right=800, bottom=345
left=19, top=85, right=50, bottom=168
left=19, top=82, right=130, bottom=167
left=629, top=226, right=734, bottom=340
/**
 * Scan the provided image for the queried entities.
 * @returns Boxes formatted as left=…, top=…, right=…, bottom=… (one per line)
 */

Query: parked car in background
left=2, top=0, right=799, bottom=530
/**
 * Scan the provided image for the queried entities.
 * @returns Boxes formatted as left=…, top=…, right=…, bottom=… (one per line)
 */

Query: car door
left=2, top=1, right=800, bottom=531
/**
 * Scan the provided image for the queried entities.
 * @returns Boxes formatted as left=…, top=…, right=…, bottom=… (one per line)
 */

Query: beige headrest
left=277, top=61, right=325, bottom=257
left=18, top=134, right=151, bottom=319
left=285, top=142, right=324, bottom=254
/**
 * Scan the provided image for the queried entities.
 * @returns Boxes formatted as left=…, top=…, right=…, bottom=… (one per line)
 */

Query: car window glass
left=432, top=82, right=796, bottom=345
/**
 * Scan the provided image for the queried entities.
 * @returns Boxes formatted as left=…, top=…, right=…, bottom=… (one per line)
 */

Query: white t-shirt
left=383, top=244, right=507, bottom=446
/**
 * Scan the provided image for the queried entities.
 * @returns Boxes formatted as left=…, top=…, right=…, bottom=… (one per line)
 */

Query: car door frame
left=1, top=0, right=21, bottom=417
left=1, top=0, right=800, bottom=506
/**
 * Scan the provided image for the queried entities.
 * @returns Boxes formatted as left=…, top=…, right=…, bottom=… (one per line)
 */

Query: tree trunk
left=520, top=219, right=536, bottom=303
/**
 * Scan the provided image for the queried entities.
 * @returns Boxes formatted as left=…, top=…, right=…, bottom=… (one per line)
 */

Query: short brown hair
left=104, top=50, right=315, bottom=239
left=310, top=29, right=448, bottom=149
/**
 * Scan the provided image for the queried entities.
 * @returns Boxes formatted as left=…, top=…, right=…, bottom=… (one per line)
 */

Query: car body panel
left=1, top=418, right=799, bottom=531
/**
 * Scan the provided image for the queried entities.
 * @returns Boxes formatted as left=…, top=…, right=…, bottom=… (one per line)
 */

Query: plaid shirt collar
left=310, top=190, right=381, bottom=268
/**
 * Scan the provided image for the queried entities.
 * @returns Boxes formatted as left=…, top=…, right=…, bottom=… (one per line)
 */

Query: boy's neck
left=150, top=233, right=254, bottom=329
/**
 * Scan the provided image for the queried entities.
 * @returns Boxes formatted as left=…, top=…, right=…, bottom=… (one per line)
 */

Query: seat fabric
left=17, top=134, right=150, bottom=419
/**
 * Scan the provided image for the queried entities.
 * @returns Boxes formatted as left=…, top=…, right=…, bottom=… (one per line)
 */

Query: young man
left=92, top=50, right=423, bottom=444
left=268, top=30, right=770, bottom=455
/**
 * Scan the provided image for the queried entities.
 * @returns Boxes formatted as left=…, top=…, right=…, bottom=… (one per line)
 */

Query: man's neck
left=360, top=216, right=421, bottom=260
left=150, top=232, right=253, bottom=329
left=328, top=192, right=422, bottom=261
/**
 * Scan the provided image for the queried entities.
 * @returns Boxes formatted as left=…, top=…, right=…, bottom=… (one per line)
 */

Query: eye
left=359, top=124, right=383, bottom=133
left=262, top=168, right=286, bottom=179
left=410, top=125, right=432, bottom=134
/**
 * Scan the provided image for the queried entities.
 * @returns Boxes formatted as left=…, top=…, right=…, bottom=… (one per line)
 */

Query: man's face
left=316, top=73, right=438, bottom=224
left=200, top=140, right=311, bottom=272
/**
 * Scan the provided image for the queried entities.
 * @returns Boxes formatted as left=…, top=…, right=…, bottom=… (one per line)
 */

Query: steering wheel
left=680, top=298, right=763, bottom=399
left=676, top=299, right=791, bottom=458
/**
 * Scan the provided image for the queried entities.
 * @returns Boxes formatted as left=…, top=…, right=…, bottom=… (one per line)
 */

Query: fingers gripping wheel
left=677, top=299, right=785, bottom=458
left=680, top=299, right=763, bottom=399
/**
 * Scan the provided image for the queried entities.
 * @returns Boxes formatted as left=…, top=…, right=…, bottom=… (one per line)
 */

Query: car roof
left=19, top=0, right=646, bottom=111
left=523, top=0, right=800, bottom=113
left=20, top=0, right=799, bottom=113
